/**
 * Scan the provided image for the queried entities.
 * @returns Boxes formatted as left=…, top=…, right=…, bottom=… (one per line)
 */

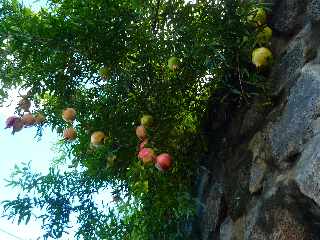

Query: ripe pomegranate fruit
left=155, top=153, right=173, bottom=171
left=63, top=127, right=77, bottom=140
left=5, top=116, right=20, bottom=129
left=12, top=118, right=24, bottom=134
left=62, top=108, right=76, bottom=122
left=22, top=113, right=35, bottom=127
left=136, top=125, right=147, bottom=140
left=91, top=131, right=106, bottom=146
left=138, top=148, right=155, bottom=165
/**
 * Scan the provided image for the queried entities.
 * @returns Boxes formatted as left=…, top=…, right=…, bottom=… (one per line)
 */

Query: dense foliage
left=0, top=0, right=266, bottom=239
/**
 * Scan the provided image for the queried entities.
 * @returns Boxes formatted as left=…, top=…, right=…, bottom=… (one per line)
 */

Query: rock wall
left=193, top=1, right=320, bottom=239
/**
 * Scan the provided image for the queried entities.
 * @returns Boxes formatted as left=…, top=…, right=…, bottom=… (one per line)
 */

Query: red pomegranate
left=138, top=148, right=155, bottom=165
left=12, top=118, right=24, bottom=134
left=155, top=153, right=173, bottom=171
left=5, top=116, right=20, bottom=129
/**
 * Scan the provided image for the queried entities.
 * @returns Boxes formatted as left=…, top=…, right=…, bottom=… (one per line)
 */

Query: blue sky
left=0, top=2, right=54, bottom=240
left=0, top=1, right=115, bottom=239
left=0, top=111, right=59, bottom=240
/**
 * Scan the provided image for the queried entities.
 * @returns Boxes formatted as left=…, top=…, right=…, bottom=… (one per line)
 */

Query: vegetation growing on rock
left=0, top=0, right=271, bottom=239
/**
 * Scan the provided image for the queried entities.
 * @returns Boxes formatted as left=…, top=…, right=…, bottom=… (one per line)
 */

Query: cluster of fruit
left=249, top=8, right=274, bottom=69
left=62, top=107, right=107, bottom=147
left=136, top=115, right=173, bottom=171
left=5, top=97, right=46, bottom=134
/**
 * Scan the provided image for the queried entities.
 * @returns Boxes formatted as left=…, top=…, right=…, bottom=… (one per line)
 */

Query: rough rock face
left=192, top=0, right=320, bottom=239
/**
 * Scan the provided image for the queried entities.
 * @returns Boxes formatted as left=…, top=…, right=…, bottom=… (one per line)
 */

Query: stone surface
left=245, top=185, right=317, bottom=240
left=270, top=0, right=306, bottom=35
left=294, top=133, right=320, bottom=206
left=224, top=146, right=252, bottom=220
left=219, top=217, right=233, bottom=240
left=268, top=64, right=320, bottom=168
left=248, top=132, right=270, bottom=193
left=195, top=166, right=211, bottom=217
left=193, top=2, right=320, bottom=239
left=249, top=159, right=267, bottom=194
left=308, top=0, right=320, bottom=23
left=271, top=26, right=305, bottom=94
left=200, top=183, right=223, bottom=240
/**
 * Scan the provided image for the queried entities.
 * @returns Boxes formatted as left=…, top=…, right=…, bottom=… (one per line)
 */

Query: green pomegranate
left=140, top=114, right=153, bottom=127
left=99, top=66, right=111, bottom=79
left=252, top=47, right=273, bottom=68
left=256, top=26, right=272, bottom=45
left=168, top=56, right=179, bottom=71
left=248, top=8, right=267, bottom=26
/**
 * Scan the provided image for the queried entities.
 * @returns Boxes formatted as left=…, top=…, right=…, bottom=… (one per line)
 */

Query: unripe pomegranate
left=136, top=125, right=147, bottom=140
left=18, top=98, right=31, bottom=112
left=140, top=114, right=153, bottom=127
left=91, top=131, right=106, bottom=146
left=155, top=153, right=173, bottom=171
left=139, top=139, right=149, bottom=150
left=63, top=127, right=77, bottom=140
left=247, top=8, right=267, bottom=26
left=22, top=113, right=35, bottom=127
left=256, top=26, right=272, bottom=45
left=252, top=47, right=273, bottom=68
left=62, top=108, right=76, bottom=122
left=168, top=56, right=179, bottom=71
left=34, top=113, right=46, bottom=124
left=138, top=148, right=155, bottom=165
left=99, top=66, right=111, bottom=79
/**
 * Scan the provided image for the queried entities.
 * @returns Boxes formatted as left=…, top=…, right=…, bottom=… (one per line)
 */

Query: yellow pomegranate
left=63, top=128, right=77, bottom=140
left=256, top=26, right=272, bottom=45
left=252, top=47, right=273, bottom=68
left=22, top=113, right=35, bottom=127
left=62, top=108, right=76, bottom=122
left=136, top=125, right=147, bottom=140
left=91, top=131, right=106, bottom=146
